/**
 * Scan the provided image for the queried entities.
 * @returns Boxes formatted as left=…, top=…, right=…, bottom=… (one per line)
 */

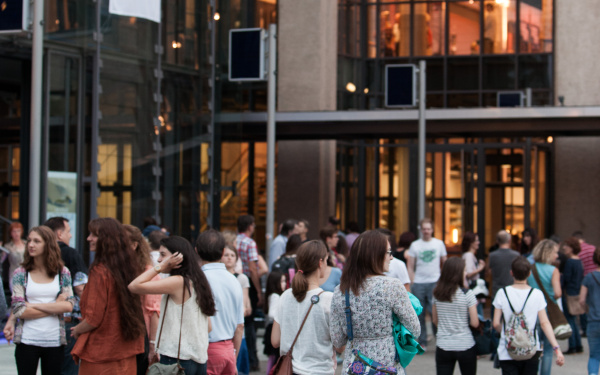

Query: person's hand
left=159, top=252, right=184, bottom=273
left=257, top=293, right=264, bottom=309
left=57, top=293, right=68, bottom=302
left=477, top=259, right=486, bottom=271
left=555, top=348, right=565, bottom=366
left=71, top=325, right=80, bottom=339
left=3, top=321, right=15, bottom=342
left=149, top=344, right=158, bottom=365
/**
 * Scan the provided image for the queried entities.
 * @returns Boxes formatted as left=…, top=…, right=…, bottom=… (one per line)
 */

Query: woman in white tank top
left=3, top=226, right=74, bottom=375
left=129, top=236, right=216, bottom=375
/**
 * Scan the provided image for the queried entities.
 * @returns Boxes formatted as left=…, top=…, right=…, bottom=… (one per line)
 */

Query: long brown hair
left=433, top=257, right=465, bottom=302
left=123, top=224, right=153, bottom=271
left=89, top=218, right=145, bottom=341
left=22, top=226, right=64, bottom=277
left=340, top=230, right=388, bottom=295
left=292, top=240, right=328, bottom=302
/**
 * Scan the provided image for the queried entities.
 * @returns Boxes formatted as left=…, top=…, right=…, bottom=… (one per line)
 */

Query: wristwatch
left=154, top=264, right=162, bottom=273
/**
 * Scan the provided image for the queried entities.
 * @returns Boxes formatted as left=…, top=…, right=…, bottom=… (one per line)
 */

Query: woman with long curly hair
left=4, top=226, right=74, bottom=374
left=71, top=218, right=146, bottom=374
left=129, top=236, right=216, bottom=375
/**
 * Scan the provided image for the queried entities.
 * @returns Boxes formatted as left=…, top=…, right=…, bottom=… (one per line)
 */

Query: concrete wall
left=555, top=0, right=600, bottom=106
left=553, top=0, right=600, bottom=245
left=275, top=0, right=338, bottom=239
left=554, top=137, right=600, bottom=246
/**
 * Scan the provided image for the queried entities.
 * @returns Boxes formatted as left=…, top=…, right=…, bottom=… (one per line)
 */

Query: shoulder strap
left=503, top=287, right=516, bottom=313
left=344, top=290, right=354, bottom=342
left=591, top=272, right=600, bottom=287
left=288, top=291, right=325, bottom=355
left=519, top=288, right=534, bottom=314
left=531, top=265, right=552, bottom=302
left=155, top=294, right=170, bottom=349
left=177, top=279, right=186, bottom=361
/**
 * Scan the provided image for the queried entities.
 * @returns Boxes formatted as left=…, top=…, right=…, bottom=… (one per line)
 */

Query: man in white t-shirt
left=386, top=258, right=411, bottom=292
left=406, top=218, right=447, bottom=348
left=492, top=256, right=564, bottom=372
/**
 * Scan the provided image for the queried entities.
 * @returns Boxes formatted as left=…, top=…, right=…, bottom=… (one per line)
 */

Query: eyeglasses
left=386, top=248, right=393, bottom=256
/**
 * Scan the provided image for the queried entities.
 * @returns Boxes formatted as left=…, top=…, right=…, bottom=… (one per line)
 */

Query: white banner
left=109, top=0, right=161, bottom=23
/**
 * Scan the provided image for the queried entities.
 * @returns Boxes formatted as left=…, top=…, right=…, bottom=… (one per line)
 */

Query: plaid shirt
left=236, top=233, right=258, bottom=276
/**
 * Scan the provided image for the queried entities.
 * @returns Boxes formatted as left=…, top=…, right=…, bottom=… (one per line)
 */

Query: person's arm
left=406, top=255, right=415, bottom=283
left=128, top=253, right=183, bottom=296
left=208, top=317, right=212, bottom=333
left=579, top=285, right=588, bottom=307
left=466, top=259, right=486, bottom=279
left=247, top=261, right=263, bottom=306
left=27, top=299, right=73, bottom=314
left=492, top=306, right=503, bottom=332
left=440, top=255, right=448, bottom=268
left=432, top=303, right=438, bottom=326
left=538, top=308, right=565, bottom=366
left=148, top=311, right=159, bottom=362
left=257, top=255, right=269, bottom=277
left=404, top=283, right=411, bottom=293
left=71, top=320, right=96, bottom=339
left=468, top=305, right=479, bottom=328
left=233, top=323, right=244, bottom=358
left=2, top=313, right=16, bottom=342
left=271, top=321, right=281, bottom=348
left=551, top=267, right=562, bottom=300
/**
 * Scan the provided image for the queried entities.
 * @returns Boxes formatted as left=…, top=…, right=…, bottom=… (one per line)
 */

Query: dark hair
left=143, top=216, right=157, bottom=228
left=292, top=241, right=328, bottom=302
left=88, top=218, right=146, bottom=341
left=123, top=225, right=153, bottom=270
left=298, top=219, right=309, bottom=229
left=594, top=247, right=600, bottom=267
left=347, top=222, right=360, bottom=233
left=336, top=235, right=349, bottom=256
left=398, top=231, right=416, bottom=249
left=148, top=230, right=167, bottom=251
left=433, top=257, right=465, bottom=302
left=195, top=229, right=226, bottom=262
left=340, top=230, right=388, bottom=295
left=280, top=219, right=298, bottom=236
left=461, top=232, right=478, bottom=253
left=328, top=216, right=340, bottom=226
left=23, top=226, right=64, bottom=278
left=285, top=234, right=302, bottom=255
left=572, top=231, right=584, bottom=240
left=562, top=237, right=582, bottom=255
left=237, top=215, right=255, bottom=233
left=43, top=216, right=68, bottom=233
left=160, top=236, right=216, bottom=316
left=319, top=225, right=337, bottom=246
left=519, top=228, right=539, bottom=255
left=264, top=271, right=285, bottom=315
left=511, top=256, right=531, bottom=281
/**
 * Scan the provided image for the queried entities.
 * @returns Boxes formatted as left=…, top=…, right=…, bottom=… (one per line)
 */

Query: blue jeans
left=236, top=338, right=250, bottom=375
left=160, top=355, right=207, bottom=375
left=563, top=299, right=582, bottom=350
left=588, top=321, right=600, bottom=375
left=412, top=282, right=437, bottom=346
left=538, top=325, right=553, bottom=375
left=62, top=321, right=79, bottom=375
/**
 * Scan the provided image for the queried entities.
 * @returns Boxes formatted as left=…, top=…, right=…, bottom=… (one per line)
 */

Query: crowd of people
left=0, top=214, right=598, bottom=375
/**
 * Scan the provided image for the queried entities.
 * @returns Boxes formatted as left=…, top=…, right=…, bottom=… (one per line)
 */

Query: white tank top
left=21, top=274, right=61, bottom=347
left=156, top=286, right=209, bottom=363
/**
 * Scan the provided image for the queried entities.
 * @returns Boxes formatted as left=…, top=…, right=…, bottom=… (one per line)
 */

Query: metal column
left=265, top=24, right=277, bottom=252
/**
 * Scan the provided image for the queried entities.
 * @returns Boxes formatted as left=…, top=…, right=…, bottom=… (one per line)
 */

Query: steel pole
left=418, top=60, right=427, bottom=221
left=266, top=24, right=277, bottom=252
left=28, top=0, right=45, bottom=227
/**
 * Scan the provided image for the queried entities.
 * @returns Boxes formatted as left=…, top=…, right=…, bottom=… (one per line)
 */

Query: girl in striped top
left=432, top=257, right=479, bottom=375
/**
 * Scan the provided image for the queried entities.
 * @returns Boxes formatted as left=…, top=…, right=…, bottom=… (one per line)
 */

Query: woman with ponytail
left=270, top=240, right=335, bottom=375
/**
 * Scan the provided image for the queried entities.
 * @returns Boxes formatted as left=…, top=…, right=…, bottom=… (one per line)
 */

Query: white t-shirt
left=385, top=258, right=410, bottom=285
left=463, top=252, right=480, bottom=282
left=407, top=238, right=447, bottom=283
left=275, top=288, right=334, bottom=375
left=22, top=274, right=61, bottom=347
left=268, top=293, right=281, bottom=322
left=492, top=286, right=546, bottom=360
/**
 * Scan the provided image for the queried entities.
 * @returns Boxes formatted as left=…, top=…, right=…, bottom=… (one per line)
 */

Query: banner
left=109, top=0, right=161, bottom=23
left=47, top=171, right=78, bottom=248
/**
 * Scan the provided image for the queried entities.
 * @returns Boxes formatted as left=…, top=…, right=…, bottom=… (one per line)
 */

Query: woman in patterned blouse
left=330, top=230, right=420, bottom=375
left=4, top=226, right=75, bottom=374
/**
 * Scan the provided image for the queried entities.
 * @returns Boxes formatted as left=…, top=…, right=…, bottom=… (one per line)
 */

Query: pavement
left=0, top=327, right=589, bottom=375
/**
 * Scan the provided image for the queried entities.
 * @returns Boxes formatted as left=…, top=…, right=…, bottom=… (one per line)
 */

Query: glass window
left=519, top=0, right=553, bottom=53
left=447, top=57, right=479, bottom=90
left=518, top=54, right=550, bottom=89
left=483, top=56, right=516, bottom=90
left=339, top=5, right=361, bottom=57
left=448, top=2, right=480, bottom=56
left=426, top=58, right=444, bottom=90
left=413, top=2, right=444, bottom=56
left=379, top=3, right=411, bottom=57
left=483, top=1, right=517, bottom=54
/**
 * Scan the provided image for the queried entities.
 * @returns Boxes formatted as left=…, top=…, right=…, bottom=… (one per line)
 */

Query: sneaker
left=576, top=346, right=584, bottom=353
left=565, top=348, right=577, bottom=355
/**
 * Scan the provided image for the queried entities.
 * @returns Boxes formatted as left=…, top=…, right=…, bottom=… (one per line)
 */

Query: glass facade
left=338, top=0, right=553, bottom=109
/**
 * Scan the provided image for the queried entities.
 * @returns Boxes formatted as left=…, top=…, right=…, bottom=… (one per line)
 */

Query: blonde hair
left=532, top=239, right=557, bottom=265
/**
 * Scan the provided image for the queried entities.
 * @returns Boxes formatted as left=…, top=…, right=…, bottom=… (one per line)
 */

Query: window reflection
left=449, top=2, right=480, bottom=56
left=379, top=4, right=410, bottom=57
left=484, top=1, right=516, bottom=54
left=520, top=0, right=553, bottom=53
left=413, top=2, right=444, bottom=56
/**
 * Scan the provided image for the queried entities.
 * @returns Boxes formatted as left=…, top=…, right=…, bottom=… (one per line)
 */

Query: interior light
left=214, top=13, right=220, bottom=21
left=346, top=82, right=356, bottom=93
left=452, top=228, right=458, bottom=244
left=364, top=88, right=369, bottom=94
left=547, top=136, right=553, bottom=143
left=172, top=41, right=181, bottom=49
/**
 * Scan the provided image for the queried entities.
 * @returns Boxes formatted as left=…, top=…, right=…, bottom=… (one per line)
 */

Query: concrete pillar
left=276, top=0, right=338, bottom=239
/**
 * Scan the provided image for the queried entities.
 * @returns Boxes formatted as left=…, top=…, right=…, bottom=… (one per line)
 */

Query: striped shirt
left=433, top=288, right=477, bottom=351
left=580, top=241, right=597, bottom=276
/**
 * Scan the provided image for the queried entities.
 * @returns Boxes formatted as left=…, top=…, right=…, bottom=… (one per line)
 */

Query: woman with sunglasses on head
left=129, top=236, right=216, bottom=375
left=271, top=240, right=335, bottom=375
left=5, top=226, right=74, bottom=374
left=330, top=230, right=420, bottom=375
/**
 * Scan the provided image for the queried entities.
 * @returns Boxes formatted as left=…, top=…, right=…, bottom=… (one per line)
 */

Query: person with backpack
left=492, top=256, right=564, bottom=374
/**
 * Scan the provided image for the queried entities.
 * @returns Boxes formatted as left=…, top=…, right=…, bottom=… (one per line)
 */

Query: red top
left=72, top=264, right=144, bottom=363
left=580, top=241, right=597, bottom=276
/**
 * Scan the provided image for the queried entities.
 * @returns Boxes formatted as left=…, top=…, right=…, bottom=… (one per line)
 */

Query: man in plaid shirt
left=235, top=215, right=262, bottom=371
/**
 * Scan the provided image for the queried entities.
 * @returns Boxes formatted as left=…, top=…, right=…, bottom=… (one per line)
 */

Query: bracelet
left=149, top=340, right=156, bottom=345
left=552, top=346, right=560, bottom=352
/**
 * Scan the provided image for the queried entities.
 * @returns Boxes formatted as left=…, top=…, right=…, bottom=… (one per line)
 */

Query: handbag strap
left=155, top=277, right=187, bottom=364
left=288, top=291, right=324, bottom=355
left=591, top=272, right=600, bottom=287
left=344, top=290, right=354, bottom=342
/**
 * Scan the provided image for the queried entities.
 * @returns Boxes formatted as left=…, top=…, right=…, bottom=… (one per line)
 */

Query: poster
left=47, top=171, right=77, bottom=247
